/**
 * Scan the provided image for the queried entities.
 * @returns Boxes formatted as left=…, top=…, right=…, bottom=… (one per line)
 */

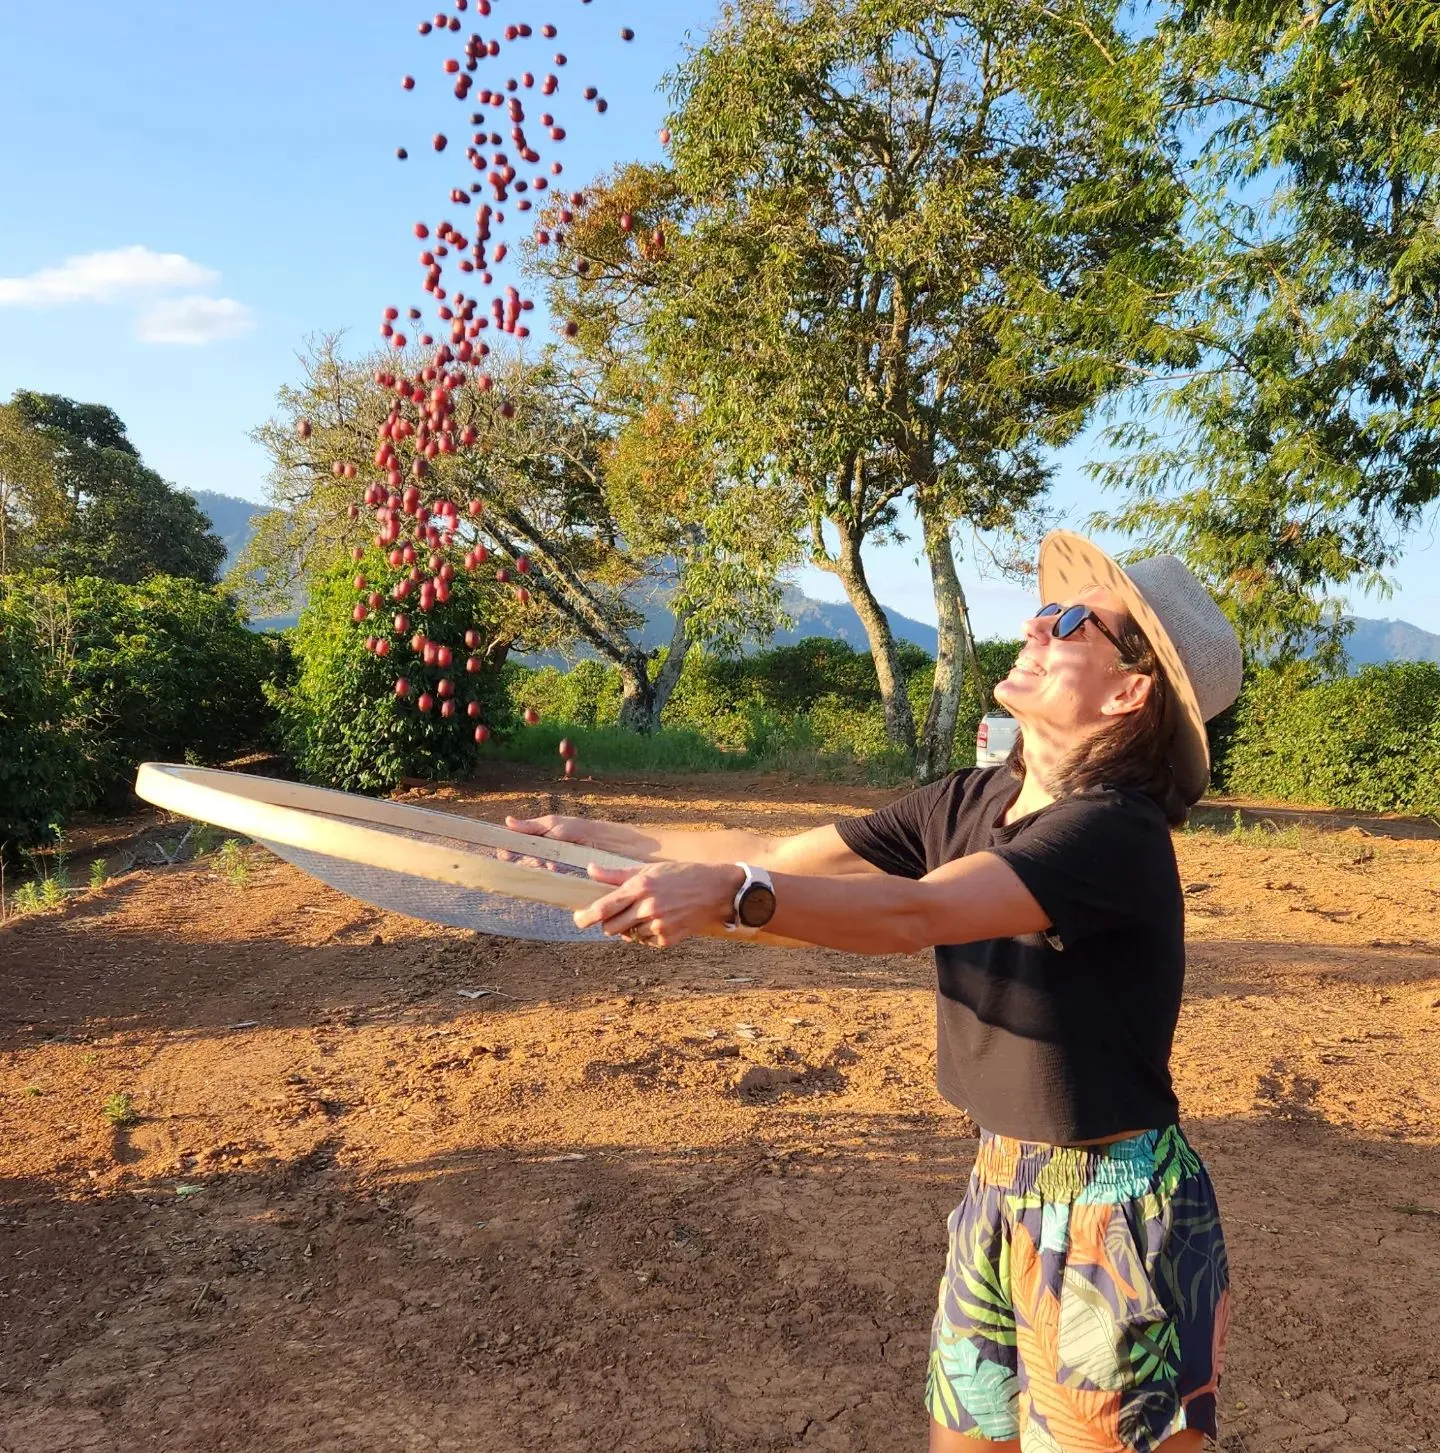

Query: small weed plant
left=217, top=839, right=251, bottom=886
left=102, top=1092, right=137, bottom=1127
left=89, top=858, right=107, bottom=891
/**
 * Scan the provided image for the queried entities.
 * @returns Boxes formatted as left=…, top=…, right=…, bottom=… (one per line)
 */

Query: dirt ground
left=2, top=767, right=1439, bottom=1453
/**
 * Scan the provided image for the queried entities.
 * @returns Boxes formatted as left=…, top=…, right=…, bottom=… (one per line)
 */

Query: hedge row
left=4, top=574, right=1435, bottom=858
left=506, top=637, right=1023, bottom=782
left=508, top=644, right=1440, bottom=815
left=1212, top=660, right=1440, bottom=814
left=0, top=574, right=277, bottom=851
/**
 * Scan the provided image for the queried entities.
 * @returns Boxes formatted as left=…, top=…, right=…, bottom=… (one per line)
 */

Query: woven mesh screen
left=255, top=811, right=612, bottom=942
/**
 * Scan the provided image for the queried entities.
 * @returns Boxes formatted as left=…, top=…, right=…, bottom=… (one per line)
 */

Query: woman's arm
left=505, top=815, right=882, bottom=878
left=573, top=852, right=1050, bottom=953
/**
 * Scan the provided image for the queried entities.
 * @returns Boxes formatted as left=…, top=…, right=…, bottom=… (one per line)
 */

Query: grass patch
left=1180, top=807, right=1397, bottom=861
left=23, top=1085, right=45, bottom=1098
left=489, top=721, right=919, bottom=786
left=102, top=1092, right=138, bottom=1127
left=1182, top=810, right=1308, bottom=850
left=492, top=723, right=749, bottom=775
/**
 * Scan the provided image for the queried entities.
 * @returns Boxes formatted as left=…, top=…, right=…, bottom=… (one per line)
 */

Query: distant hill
left=191, top=490, right=275, bottom=571
left=1340, top=616, right=1440, bottom=666
left=191, top=488, right=1440, bottom=666
left=189, top=490, right=296, bottom=629
left=613, top=580, right=939, bottom=658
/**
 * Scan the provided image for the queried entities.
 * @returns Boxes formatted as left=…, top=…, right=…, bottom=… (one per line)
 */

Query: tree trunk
left=832, top=520, right=916, bottom=758
left=651, top=610, right=692, bottom=720
left=616, top=653, right=657, bottom=734
left=615, top=610, right=692, bottom=735
left=915, top=499, right=981, bottom=783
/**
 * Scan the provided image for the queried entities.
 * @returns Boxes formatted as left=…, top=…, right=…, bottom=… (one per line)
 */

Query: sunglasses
left=1036, top=601, right=1131, bottom=658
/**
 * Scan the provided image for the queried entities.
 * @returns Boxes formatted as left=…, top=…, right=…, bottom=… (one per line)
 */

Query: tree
left=549, top=0, right=1188, bottom=777
left=243, top=339, right=792, bottom=733
left=0, top=586, right=83, bottom=851
left=1096, top=0, right=1440, bottom=659
left=2, top=391, right=227, bottom=585
left=0, top=402, right=66, bottom=576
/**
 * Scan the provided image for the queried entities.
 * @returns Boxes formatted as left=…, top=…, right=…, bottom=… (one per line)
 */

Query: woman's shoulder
left=1046, top=782, right=1176, bottom=843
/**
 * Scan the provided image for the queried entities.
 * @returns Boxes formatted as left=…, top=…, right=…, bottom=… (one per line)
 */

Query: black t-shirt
left=835, top=767, right=1184, bottom=1143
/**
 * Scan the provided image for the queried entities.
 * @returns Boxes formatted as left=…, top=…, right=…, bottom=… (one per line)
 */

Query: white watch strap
left=727, top=862, right=773, bottom=936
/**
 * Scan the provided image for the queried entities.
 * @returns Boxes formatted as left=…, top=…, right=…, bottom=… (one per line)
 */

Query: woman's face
left=993, top=585, right=1151, bottom=741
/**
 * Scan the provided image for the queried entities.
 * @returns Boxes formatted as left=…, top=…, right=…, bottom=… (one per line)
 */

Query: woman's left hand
left=574, top=861, right=743, bottom=947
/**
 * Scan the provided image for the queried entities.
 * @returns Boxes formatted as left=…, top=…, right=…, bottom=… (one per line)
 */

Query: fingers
left=586, top=863, right=634, bottom=886
left=574, top=873, right=649, bottom=933
left=506, top=814, right=587, bottom=844
left=505, top=814, right=556, bottom=837
left=599, top=897, right=658, bottom=940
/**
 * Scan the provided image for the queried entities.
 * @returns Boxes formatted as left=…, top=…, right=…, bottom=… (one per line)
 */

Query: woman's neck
left=1003, top=725, right=1067, bottom=824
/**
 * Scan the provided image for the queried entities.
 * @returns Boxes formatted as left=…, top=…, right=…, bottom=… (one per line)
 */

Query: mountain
left=771, top=583, right=939, bottom=655
left=191, top=488, right=1440, bottom=666
left=190, top=490, right=276, bottom=572
left=189, top=491, right=297, bottom=629
left=1340, top=617, right=1440, bottom=666
left=613, top=580, right=939, bottom=657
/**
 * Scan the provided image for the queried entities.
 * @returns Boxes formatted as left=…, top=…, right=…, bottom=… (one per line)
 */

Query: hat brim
left=1037, top=531, right=1210, bottom=802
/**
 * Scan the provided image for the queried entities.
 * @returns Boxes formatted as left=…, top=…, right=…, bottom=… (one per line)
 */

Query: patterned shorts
left=926, top=1125, right=1229, bottom=1452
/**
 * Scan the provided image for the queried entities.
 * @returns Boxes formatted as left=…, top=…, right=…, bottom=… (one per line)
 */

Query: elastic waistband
left=973, top=1124, right=1199, bottom=1203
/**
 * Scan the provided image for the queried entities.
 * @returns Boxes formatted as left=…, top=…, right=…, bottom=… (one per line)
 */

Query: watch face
left=738, top=883, right=776, bottom=928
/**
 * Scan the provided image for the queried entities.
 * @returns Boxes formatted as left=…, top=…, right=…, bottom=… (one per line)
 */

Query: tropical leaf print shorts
left=926, top=1125, right=1229, bottom=1452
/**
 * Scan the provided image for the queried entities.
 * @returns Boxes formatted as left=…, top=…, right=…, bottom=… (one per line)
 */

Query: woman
left=509, top=532, right=1242, bottom=1453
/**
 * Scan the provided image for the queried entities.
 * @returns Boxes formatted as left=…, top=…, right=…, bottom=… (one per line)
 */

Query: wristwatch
left=727, top=862, right=776, bottom=935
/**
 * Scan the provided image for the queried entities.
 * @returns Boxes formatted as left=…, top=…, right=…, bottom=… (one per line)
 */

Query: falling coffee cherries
left=344, top=7, right=644, bottom=759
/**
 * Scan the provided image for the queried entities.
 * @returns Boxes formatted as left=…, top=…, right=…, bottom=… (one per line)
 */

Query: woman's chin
left=993, top=675, right=1023, bottom=709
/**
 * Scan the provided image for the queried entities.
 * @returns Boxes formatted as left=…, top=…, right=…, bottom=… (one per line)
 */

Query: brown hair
left=1005, top=615, right=1193, bottom=827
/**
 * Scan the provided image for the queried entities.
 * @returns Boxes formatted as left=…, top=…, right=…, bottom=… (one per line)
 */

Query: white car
left=975, top=712, right=1019, bottom=767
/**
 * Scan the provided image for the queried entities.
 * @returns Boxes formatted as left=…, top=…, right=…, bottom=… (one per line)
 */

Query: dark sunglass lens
left=1036, top=603, right=1063, bottom=618
left=1054, top=605, right=1091, bottom=639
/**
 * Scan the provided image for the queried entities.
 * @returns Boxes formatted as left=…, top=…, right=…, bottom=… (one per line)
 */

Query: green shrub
left=272, top=556, right=510, bottom=793
left=60, top=575, right=277, bottom=805
left=0, top=590, right=83, bottom=851
left=503, top=656, right=624, bottom=729
left=1217, top=661, right=1440, bottom=813
left=216, top=839, right=252, bottom=886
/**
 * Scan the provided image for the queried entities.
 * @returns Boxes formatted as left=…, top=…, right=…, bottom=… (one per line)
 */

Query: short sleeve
left=988, top=792, right=1175, bottom=947
left=834, top=772, right=967, bottom=879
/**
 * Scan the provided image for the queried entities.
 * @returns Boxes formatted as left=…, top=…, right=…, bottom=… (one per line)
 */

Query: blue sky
left=2, top=0, right=1436, bottom=642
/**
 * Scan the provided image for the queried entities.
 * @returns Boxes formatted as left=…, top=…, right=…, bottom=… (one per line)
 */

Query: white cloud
left=134, top=295, right=257, bottom=345
left=0, top=246, right=218, bottom=307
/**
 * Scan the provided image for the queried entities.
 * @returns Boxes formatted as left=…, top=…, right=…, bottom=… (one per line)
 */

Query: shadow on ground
left=2, top=1113, right=1439, bottom=1453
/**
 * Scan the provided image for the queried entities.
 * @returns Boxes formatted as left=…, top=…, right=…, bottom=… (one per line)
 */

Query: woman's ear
left=1099, top=670, right=1153, bottom=718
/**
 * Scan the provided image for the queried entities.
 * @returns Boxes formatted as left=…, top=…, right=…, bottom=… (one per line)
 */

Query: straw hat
left=1037, top=531, right=1243, bottom=803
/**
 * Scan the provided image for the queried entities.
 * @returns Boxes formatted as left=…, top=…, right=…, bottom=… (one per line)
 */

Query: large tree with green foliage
left=1096, top=0, right=1440, bottom=658
left=546, top=0, right=1187, bottom=778
left=1, top=391, right=226, bottom=585
left=0, top=402, right=68, bottom=576
left=243, top=339, right=793, bottom=732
